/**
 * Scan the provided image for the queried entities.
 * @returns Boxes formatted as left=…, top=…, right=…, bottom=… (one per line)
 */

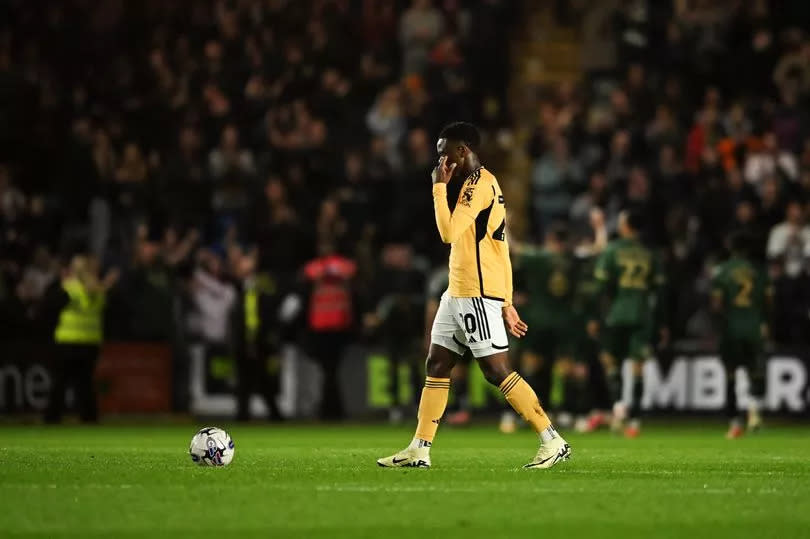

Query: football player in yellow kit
left=377, top=122, right=570, bottom=469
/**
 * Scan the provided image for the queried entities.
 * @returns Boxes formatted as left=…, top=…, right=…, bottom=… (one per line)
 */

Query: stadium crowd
left=2, top=0, right=810, bottom=417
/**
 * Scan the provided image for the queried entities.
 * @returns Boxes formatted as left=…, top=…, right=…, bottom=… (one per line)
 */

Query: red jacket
left=303, top=255, right=356, bottom=332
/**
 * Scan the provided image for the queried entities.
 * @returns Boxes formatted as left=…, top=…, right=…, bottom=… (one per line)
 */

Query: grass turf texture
left=1, top=424, right=808, bottom=538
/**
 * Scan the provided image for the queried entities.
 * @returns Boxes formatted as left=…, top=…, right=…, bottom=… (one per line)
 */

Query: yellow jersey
left=432, top=167, right=513, bottom=306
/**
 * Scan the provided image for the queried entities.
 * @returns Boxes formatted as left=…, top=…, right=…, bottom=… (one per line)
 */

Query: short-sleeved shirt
left=711, top=257, right=771, bottom=340
left=517, top=247, right=574, bottom=331
left=594, top=237, right=663, bottom=327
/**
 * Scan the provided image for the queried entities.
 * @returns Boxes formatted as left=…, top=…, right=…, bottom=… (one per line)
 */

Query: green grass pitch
left=1, top=423, right=808, bottom=538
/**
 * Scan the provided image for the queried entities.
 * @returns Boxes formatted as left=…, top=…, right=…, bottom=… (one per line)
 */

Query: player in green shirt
left=710, top=231, right=772, bottom=439
left=571, top=240, right=610, bottom=431
left=593, top=209, right=667, bottom=437
left=499, top=224, right=575, bottom=432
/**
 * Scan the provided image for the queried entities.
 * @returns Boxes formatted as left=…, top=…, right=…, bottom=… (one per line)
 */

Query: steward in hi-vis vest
left=44, top=256, right=117, bottom=424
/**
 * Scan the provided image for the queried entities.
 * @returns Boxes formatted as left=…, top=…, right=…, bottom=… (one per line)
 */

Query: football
left=188, top=427, right=235, bottom=467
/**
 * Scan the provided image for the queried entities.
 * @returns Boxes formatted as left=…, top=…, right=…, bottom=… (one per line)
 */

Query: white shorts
left=430, top=292, right=509, bottom=358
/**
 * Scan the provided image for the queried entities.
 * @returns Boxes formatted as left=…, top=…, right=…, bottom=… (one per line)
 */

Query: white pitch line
left=313, top=484, right=785, bottom=496
left=1, top=483, right=795, bottom=497
left=549, top=469, right=803, bottom=477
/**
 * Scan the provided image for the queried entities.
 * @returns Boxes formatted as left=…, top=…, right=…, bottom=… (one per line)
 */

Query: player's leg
left=744, top=339, right=765, bottom=433
left=557, top=355, right=577, bottom=428
left=600, top=326, right=628, bottom=431
left=555, top=326, right=580, bottom=426
left=722, top=339, right=744, bottom=438
left=499, top=332, right=541, bottom=434
left=624, top=330, right=650, bottom=437
left=583, top=327, right=610, bottom=431
left=376, top=343, right=458, bottom=468
left=624, top=359, right=643, bottom=437
left=477, top=350, right=571, bottom=468
left=446, top=355, right=472, bottom=425
left=470, top=297, right=569, bottom=469
left=599, top=327, right=620, bottom=405
left=377, top=292, right=463, bottom=468
left=570, top=358, right=592, bottom=432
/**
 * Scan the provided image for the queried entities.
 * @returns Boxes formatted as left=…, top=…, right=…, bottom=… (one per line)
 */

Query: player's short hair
left=439, top=122, right=481, bottom=152
left=621, top=208, right=645, bottom=232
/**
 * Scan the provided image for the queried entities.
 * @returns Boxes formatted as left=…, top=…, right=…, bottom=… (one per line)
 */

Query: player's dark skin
left=426, top=138, right=528, bottom=386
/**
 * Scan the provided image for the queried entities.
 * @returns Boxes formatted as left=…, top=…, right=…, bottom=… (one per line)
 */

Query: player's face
left=436, top=138, right=466, bottom=178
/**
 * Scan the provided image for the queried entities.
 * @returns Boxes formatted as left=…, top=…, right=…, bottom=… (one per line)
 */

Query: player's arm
left=501, top=236, right=528, bottom=338
left=431, top=157, right=485, bottom=243
left=592, top=247, right=614, bottom=327
left=590, top=207, right=607, bottom=253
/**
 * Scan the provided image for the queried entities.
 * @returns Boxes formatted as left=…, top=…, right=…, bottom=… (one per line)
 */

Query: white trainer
left=523, top=436, right=571, bottom=469
left=376, top=447, right=431, bottom=468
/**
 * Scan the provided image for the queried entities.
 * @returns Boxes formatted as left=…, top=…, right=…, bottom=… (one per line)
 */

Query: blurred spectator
left=399, top=0, right=444, bottom=75
left=580, top=0, right=618, bottom=80
left=773, top=40, right=810, bottom=95
left=531, top=137, right=585, bottom=237
left=363, top=0, right=399, bottom=50
left=208, top=125, right=256, bottom=180
left=115, top=143, right=148, bottom=184
left=744, top=132, right=799, bottom=186
left=426, top=35, right=471, bottom=121
left=17, top=246, right=58, bottom=305
left=0, top=166, right=25, bottom=221
left=758, top=176, right=785, bottom=231
left=303, top=242, right=357, bottom=420
left=43, top=255, right=118, bottom=423
left=767, top=201, right=810, bottom=278
left=231, top=246, right=284, bottom=421
left=186, top=250, right=237, bottom=345
left=366, top=85, right=406, bottom=171
left=570, top=170, right=608, bottom=230
left=91, top=129, right=117, bottom=182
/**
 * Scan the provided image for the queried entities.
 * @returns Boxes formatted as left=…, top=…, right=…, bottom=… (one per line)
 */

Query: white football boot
left=523, top=435, right=572, bottom=469
left=377, top=446, right=431, bottom=468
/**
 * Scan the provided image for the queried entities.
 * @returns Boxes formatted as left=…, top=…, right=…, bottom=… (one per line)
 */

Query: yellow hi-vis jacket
left=54, top=278, right=105, bottom=345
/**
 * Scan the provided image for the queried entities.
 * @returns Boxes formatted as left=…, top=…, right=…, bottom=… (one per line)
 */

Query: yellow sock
left=500, top=372, right=552, bottom=433
left=414, top=377, right=450, bottom=442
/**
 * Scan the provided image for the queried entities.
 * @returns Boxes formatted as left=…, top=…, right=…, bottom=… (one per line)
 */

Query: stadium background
left=2, top=0, right=810, bottom=420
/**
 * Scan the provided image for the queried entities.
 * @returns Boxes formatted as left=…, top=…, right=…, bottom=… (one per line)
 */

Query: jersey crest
left=460, top=185, right=475, bottom=207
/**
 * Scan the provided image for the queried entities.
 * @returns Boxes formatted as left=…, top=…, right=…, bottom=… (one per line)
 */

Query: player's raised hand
left=431, top=156, right=456, bottom=185
left=503, top=305, right=528, bottom=338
